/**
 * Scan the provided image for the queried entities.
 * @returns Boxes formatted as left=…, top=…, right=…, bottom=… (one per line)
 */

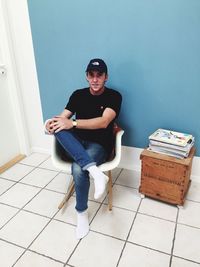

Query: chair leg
left=108, top=170, right=112, bottom=211
left=58, top=181, right=75, bottom=209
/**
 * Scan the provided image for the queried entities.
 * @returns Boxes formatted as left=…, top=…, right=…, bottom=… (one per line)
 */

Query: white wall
left=5, top=0, right=50, bottom=153
left=5, top=0, right=200, bottom=182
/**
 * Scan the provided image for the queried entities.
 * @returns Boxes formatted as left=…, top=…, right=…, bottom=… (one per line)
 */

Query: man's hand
left=45, top=119, right=55, bottom=134
left=51, top=116, right=73, bottom=133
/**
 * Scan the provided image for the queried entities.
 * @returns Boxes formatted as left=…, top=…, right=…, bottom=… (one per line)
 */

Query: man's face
left=86, top=71, right=108, bottom=95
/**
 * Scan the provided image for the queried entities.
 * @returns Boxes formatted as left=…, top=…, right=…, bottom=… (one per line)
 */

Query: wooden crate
left=139, top=147, right=195, bottom=205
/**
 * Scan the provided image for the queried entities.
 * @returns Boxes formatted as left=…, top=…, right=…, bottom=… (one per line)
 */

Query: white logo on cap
left=92, top=61, right=100, bottom=66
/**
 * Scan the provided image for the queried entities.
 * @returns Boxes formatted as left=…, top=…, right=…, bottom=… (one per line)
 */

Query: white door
left=0, top=0, right=26, bottom=169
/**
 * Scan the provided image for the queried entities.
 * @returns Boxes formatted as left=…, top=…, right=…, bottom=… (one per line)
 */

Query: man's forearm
left=75, top=117, right=110, bottom=130
left=75, top=107, right=116, bottom=130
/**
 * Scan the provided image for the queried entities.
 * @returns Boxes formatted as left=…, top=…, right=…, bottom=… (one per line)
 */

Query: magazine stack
left=148, top=128, right=195, bottom=159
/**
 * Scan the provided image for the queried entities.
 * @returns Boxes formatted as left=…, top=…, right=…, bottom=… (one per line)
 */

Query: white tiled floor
left=0, top=153, right=200, bottom=267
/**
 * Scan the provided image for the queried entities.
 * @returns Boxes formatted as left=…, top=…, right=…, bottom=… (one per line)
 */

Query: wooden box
left=139, top=147, right=195, bottom=205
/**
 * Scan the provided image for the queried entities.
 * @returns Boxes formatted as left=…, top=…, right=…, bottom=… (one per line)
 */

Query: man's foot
left=93, top=174, right=109, bottom=199
left=87, top=165, right=109, bottom=199
left=76, top=210, right=89, bottom=239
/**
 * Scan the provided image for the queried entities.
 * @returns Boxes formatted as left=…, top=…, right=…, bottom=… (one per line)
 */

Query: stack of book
left=148, top=129, right=195, bottom=159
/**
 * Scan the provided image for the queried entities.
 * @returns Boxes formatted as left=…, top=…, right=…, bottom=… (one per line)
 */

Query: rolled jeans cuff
left=82, top=162, right=96, bottom=171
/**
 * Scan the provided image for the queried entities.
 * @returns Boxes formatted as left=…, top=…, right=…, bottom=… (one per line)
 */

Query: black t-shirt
left=65, top=87, right=122, bottom=155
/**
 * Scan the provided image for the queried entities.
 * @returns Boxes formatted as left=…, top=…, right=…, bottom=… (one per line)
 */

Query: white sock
left=76, top=210, right=89, bottom=239
left=87, top=165, right=109, bottom=200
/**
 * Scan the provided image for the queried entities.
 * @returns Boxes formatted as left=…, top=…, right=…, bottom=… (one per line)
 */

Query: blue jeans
left=55, top=130, right=108, bottom=212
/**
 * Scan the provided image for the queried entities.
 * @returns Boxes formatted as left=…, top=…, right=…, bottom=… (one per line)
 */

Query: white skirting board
left=31, top=135, right=200, bottom=182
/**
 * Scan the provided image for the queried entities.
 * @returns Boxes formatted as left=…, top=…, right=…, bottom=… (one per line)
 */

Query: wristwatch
left=72, top=119, right=77, bottom=128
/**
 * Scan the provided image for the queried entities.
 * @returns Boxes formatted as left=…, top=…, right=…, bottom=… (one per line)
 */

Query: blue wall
left=28, top=0, right=200, bottom=156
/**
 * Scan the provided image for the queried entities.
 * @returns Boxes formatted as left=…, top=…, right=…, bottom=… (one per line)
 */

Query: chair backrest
left=99, top=127, right=124, bottom=172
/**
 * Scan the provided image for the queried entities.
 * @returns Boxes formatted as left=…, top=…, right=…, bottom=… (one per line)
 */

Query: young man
left=45, top=58, right=122, bottom=239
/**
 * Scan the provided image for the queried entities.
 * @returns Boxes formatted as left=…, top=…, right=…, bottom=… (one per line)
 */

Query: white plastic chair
left=51, top=125, right=124, bottom=210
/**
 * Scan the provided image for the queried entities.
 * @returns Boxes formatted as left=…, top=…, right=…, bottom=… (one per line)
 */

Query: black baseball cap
left=86, top=58, right=108, bottom=74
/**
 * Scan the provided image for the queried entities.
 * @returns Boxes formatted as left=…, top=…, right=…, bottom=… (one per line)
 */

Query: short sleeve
left=107, top=91, right=122, bottom=118
left=65, top=91, right=77, bottom=113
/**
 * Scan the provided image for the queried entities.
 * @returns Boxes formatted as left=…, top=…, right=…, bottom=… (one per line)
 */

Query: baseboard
left=31, top=147, right=51, bottom=155
left=0, top=154, right=26, bottom=174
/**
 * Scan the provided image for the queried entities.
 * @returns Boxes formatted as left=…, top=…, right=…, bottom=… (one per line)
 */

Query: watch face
left=73, top=120, right=77, bottom=127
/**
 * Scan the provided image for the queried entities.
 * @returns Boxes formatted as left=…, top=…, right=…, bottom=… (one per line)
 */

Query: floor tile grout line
left=0, top=237, right=26, bottom=250
left=185, top=198, right=200, bottom=204
left=115, top=198, right=143, bottom=267
left=176, top=221, right=200, bottom=230
left=0, top=183, right=16, bottom=198
left=0, top=165, right=39, bottom=198
left=26, top=248, right=65, bottom=265
left=21, top=208, right=58, bottom=220
left=14, top=167, right=68, bottom=196
left=19, top=153, right=51, bottom=167
left=168, top=207, right=179, bottom=267
left=1, top=238, right=65, bottom=267
left=97, top=201, right=139, bottom=217
left=18, top=152, right=65, bottom=173
left=136, top=211, right=178, bottom=224
left=127, top=240, right=172, bottom=257
left=171, top=255, right=200, bottom=265
left=0, top=205, right=21, bottom=231
left=12, top=198, right=67, bottom=266
left=113, top=168, right=124, bottom=183
left=19, top=165, right=63, bottom=188
left=88, top=228, right=129, bottom=242
left=114, top=182, right=139, bottom=190
left=42, top=171, right=73, bottom=192
left=64, top=239, right=82, bottom=266
left=19, top=165, right=60, bottom=174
